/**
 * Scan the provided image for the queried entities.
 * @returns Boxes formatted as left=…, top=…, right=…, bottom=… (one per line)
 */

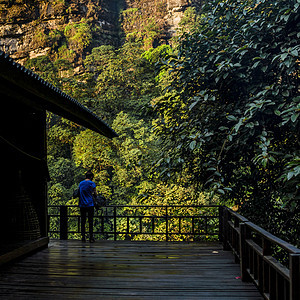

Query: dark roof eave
left=0, top=51, right=118, bottom=139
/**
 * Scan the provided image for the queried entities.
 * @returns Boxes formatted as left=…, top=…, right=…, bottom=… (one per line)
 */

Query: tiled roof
left=0, top=51, right=118, bottom=138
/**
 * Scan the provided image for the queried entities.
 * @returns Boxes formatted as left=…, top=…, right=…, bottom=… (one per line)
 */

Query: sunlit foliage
left=154, top=0, right=299, bottom=246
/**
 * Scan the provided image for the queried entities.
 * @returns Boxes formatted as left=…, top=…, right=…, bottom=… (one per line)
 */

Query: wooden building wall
left=0, top=95, right=48, bottom=251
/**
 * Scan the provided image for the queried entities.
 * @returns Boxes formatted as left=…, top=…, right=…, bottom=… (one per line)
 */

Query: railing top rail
left=48, top=204, right=222, bottom=209
left=245, top=221, right=300, bottom=254
left=226, top=208, right=249, bottom=223
left=225, top=207, right=300, bottom=254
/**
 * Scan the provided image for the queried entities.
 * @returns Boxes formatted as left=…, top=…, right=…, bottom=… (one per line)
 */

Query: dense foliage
left=22, top=0, right=299, bottom=245
left=121, top=0, right=168, bottom=49
left=154, top=0, right=299, bottom=246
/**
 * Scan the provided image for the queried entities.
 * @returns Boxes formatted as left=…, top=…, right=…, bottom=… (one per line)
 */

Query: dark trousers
left=80, top=207, right=94, bottom=239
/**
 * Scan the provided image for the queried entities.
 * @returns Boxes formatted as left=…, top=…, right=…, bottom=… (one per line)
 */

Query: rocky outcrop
left=166, top=0, right=198, bottom=36
left=0, top=0, right=121, bottom=64
left=0, top=0, right=202, bottom=65
left=121, top=0, right=201, bottom=48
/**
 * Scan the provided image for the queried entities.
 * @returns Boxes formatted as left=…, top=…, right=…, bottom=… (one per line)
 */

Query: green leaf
left=282, top=90, right=289, bottom=97
left=291, top=49, right=298, bottom=57
left=274, top=110, right=281, bottom=116
left=219, top=126, right=229, bottom=131
left=189, top=99, right=199, bottom=110
left=207, top=167, right=216, bottom=171
left=189, top=140, right=196, bottom=150
left=284, top=57, right=293, bottom=68
left=246, top=122, right=254, bottom=128
left=217, top=189, right=225, bottom=194
left=227, top=115, right=237, bottom=121
left=287, top=172, right=294, bottom=180
left=291, top=113, right=299, bottom=122
left=281, top=53, right=288, bottom=60
left=269, top=156, right=276, bottom=163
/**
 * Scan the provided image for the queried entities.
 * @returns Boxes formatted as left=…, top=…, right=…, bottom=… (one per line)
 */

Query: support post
left=289, top=254, right=300, bottom=300
left=101, top=215, right=104, bottom=233
left=239, top=222, right=250, bottom=282
left=218, top=206, right=224, bottom=242
left=262, top=238, right=272, bottom=295
left=127, top=216, right=130, bottom=234
left=223, top=208, right=230, bottom=250
left=60, top=205, right=68, bottom=240
left=139, top=216, right=143, bottom=234
left=113, top=206, right=117, bottom=241
left=166, top=206, right=168, bottom=242
left=192, top=216, right=195, bottom=236
left=152, top=217, right=155, bottom=234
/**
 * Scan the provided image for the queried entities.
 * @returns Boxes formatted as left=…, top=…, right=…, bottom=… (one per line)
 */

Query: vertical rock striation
left=0, top=0, right=202, bottom=66
left=0, top=0, right=121, bottom=64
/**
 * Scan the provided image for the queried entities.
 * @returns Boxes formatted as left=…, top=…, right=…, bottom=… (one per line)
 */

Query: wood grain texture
left=0, top=240, right=263, bottom=299
left=0, top=237, right=49, bottom=266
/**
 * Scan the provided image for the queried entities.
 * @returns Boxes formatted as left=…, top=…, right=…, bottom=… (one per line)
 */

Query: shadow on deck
left=0, top=240, right=263, bottom=299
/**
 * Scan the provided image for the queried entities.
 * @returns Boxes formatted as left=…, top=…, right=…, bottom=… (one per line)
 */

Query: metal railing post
left=223, top=208, right=230, bottom=250
left=289, top=253, right=300, bottom=300
left=113, top=206, right=117, bottom=241
left=239, top=222, right=250, bottom=282
left=218, top=206, right=224, bottom=242
left=166, top=206, right=168, bottom=242
left=60, top=205, right=68, bottom=240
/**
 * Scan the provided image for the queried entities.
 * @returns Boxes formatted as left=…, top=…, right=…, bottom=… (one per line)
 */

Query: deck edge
left=0, top=237, right=49, bottom=266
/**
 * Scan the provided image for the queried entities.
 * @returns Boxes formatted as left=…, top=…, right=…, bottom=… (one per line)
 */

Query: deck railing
left=48, top=204, right=221, bottom=242
left=48, top=205, right=300, bottom=300
left=223, top=207, right=300, bottom=300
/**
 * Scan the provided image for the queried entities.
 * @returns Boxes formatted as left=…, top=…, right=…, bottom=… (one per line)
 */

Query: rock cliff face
left=121, top=0, right=201, bottom=47
left=166, top=0, right=201, bottom=36
left=0, top=0, right=201, bottom=66
left=0, top=0, right=120, bottom=64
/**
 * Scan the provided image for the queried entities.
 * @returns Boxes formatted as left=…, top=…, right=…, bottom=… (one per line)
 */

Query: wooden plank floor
left=0, top=240, right=263, bottom=299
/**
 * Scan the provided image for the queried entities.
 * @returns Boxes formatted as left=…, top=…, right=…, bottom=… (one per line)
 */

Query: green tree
left=72, top=111, right=159, bottom=205
left=24, top=56, right=60, bottom=87
left=84, top=42, right=160, bottom=120
left=154, top=0, right=300, bottom=246
left=64, top=20, right=92, bottom=53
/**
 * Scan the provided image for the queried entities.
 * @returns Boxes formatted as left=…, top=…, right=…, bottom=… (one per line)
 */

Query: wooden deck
left=0, top=240, right=263, bottom=299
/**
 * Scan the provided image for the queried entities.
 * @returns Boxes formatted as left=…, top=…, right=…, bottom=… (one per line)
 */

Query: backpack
left=73, top=188, right=80, bottom=198
left=93, top=194, right=107, bottom=209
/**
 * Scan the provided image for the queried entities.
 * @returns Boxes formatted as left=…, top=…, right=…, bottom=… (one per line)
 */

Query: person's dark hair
left=85, top=171, right=94, bottom=180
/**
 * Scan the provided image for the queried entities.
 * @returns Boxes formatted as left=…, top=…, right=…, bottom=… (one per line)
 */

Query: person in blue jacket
left=79, top=170, right=96, bottom=243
